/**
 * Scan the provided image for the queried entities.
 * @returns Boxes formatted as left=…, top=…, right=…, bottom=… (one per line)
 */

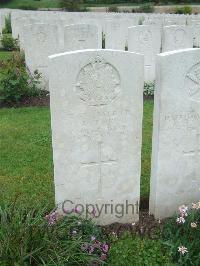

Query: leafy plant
left=107, top=6, right=119, bottom=12
left=18, top=5, right=37, bottom=10
left=1, top=34, right=18, bottom=51
left=0, top=201, right=107, bottom=265
left=144, top=82, right=155, bottom=97
left=174, top=5, right=192, bottom=15
left=2, top=14, right=12, bottom=34
left=0, top=52, right=41, bottom=104
left=108, top=233, right=172, bottom=265
left=59, top=0, right=84, bottom=11
left=138, top=3, right=155, bottom=13
left=163, top=202, right=200, bottom=265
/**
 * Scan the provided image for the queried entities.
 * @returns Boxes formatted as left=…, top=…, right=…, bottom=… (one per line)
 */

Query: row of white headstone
left=0, top=10, right=199, bottom=85
left=49, top=47, right=200, bottom=225
left=20, top=24, right=196, bottom=86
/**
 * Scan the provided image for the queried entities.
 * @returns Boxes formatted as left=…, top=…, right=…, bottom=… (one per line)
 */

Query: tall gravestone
left=49, top=49, right=144, bottom=225
left=23, top=23, right=60, bottom=90
left=150, top=48, right=200, bottom=219
left=188, top=19, right=200, bottom=48
left=64, top=24, right=101, bottom=51
left=128, top=25, right=161, bottom=82
left=105, top=19, right=136, bottom=50
left=162, top=25, right=193, bottom=52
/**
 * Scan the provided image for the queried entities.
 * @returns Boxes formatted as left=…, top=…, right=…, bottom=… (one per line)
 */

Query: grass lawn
left=0, top=100, right=153, bottom=208
left=0, top=107, right=54, bottom=208
left=0, top=51, right=13, bottom=61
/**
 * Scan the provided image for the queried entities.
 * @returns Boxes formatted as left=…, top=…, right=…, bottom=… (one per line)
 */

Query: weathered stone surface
left=188, top=19, right=200, bottom=48
left=128, top=25, right=161, bottom=82
left=150, top=48, right=200, bottom=219
left=23, top=23, right=60, bottom=90
left=49, top=49, right=144, bottom=225
left=64, top=24, right=101, bottom=51
left=162, top=25, right=193, bottom=52
left=105, top=19, right=137, bottom=50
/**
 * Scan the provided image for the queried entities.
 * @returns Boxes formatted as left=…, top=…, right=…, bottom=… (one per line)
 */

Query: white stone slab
left=128, top=25, right=161, bottom=82
left=23, top=23, right=61, bottom=90
left=150, top=48, right=200, bottom=219
left=162, top=25, right=193, bottom=52
left=49, top=49, right=144, bottom=225
left=64, top=24, right=101, bottom=51
left=105, top=19, right=137, bottom=50
left=188, top=20, right=200, bottom=48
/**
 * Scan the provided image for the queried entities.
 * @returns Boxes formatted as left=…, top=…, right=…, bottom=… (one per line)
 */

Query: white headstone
left=128, top=25, right=161, bottom=82
left=64, top=24, right=101, bottom=51
left=188, top=20, right=200, bottom=48
left=49, top=49, right=144, bottom=225
left=150, top=48, right=200, bottom=219
left=105, top=19, right=137, bottom=50
left=23, top=23, right=61, bottom=90
left=164, top=15, right=186, bottom=26
left=162, top=25, right=193, bottom=52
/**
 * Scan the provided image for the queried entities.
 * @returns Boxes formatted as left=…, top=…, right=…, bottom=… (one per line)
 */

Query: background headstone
left=23, top=23, right=61, bottom=90
left=128, top=25, right=161, bottom=82
left=162, top=25, right=193, bottom=52
left=105, top=19, right=136, bottom=50
left=64, top=24, right=101, bottom=51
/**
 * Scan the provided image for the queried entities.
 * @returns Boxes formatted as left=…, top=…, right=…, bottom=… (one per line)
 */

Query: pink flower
left=192, top=202, right=200, bottom=210
left=100, top=253, right=107, bottom=261
left=178, top=246, right=188, bottom=255
left=176, top=217, right=185, bottom=224
left=93, top=240, right=101, bottom=248
left=91, top=235, right=96, bottom=241
left=81, top=243, right=89, bottom=251
left=191, top=222, right=197, bottom=228
left=88, top=245, right=94, bottom=254
left=101, top=243, right=109, bottom=253
left=178, top=205, right=188, bottom=217
left=45, top=211, right=58, bottom=225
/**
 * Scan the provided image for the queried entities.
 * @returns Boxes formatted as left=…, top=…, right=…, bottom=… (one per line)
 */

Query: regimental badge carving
left=76, top=56, right=121, bottom=106
left=185, top=62, right=200, bottom=102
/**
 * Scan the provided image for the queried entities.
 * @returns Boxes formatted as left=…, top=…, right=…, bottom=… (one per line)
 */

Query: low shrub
left=163, top=202, right=200, bottom=265
left=107, top=6, right=119, bottom=13
left=138, top=3, right=155, bottom=13
left=2, top=14, right=12, bottom=34
left=0, top=52, right=41, bottom=104
left=174, top=5, right=192, bottom=15
left=18, top=5, right=37, bottom=10
left=144, top=82, right=155, bottom=97
left=0, top=202, right=108, bottom=265
left=60, top=0, right=84, bottom=11
left=1, top=34, right=18, bottom=51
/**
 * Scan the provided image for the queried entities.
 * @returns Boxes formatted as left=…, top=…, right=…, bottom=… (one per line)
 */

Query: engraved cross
left=81, top=142, right=117, bottom=194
